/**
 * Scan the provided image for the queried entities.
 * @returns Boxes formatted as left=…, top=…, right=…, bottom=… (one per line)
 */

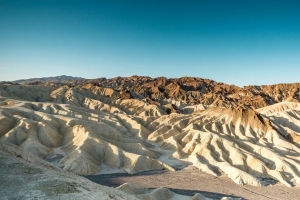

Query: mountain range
left=11, top=75, right=300, bottom=109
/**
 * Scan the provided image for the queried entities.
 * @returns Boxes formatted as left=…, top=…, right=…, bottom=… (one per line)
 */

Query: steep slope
left=257, top=102, right=300, bottom=145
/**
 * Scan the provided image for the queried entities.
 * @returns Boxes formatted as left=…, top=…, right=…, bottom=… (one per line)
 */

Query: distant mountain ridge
left=9, top=75, right=300, bottom=109
left=12, top=75, right=85, bottom=84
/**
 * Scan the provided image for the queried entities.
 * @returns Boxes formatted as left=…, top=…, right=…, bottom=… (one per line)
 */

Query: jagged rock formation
left=9, top=75, right=300, bottom=109
left=1, top=82, right=300, bottom=189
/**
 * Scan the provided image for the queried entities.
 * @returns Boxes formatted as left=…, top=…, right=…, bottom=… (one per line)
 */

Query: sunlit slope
left=150, top=107, right=300, bottom=187
left=0, top=100, right=173, bottom=175
left=257, top=101, right=300, bottom=145
left=0, top=84, right=167, bottom=116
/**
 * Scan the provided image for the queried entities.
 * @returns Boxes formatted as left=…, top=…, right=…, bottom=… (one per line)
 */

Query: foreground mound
left=0, top=142, right=139, bottom=200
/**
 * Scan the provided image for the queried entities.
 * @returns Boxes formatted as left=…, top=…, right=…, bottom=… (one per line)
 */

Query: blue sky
left=1, top=0, right=300, bottom=86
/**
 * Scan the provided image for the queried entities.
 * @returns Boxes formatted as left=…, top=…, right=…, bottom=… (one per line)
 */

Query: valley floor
left=86, top=166, right=300, bottom=200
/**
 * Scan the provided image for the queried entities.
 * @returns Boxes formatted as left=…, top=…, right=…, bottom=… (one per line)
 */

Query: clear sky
left=1, top=0, right=300, bottom=86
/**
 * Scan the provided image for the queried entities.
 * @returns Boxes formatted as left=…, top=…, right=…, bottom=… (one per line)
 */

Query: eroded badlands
left=1, top=81, right=300, bottom=199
